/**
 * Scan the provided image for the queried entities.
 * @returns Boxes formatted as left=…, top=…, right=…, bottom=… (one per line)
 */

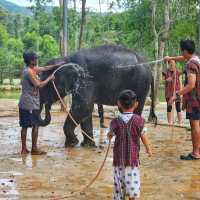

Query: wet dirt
left=0, top=113, right=199, bottom=200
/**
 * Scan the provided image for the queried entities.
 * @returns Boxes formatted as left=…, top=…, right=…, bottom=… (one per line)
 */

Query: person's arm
left=179, top=73, right=183, bottom=91
left=162, top=72, right=172, bottom=82
left=34, top=62, right=65, bottom=73
left=164, top=56, right=185, bottom=62
left=169, top=73, right=196, bottom=104
left=141, top=133, right=152, bottom=157
left=28, top=68, right=55, bottom=88
left=177, top=73, right=196, bottom=96
left=165, top=77, right=172, bottom=82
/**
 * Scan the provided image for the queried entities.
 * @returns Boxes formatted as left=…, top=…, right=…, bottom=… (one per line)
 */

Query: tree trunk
left=151, top=0, right=170, bottom=101
left=99, top=0, right=102, bottom=14
left=59, top=0, right=64, bottom=56
left=63, top=0, right=68, bottom=56
left=73, top=0, right=79, bottom=51
left=79, top=0, right=87, bottom=49
left=151, top=0, right=159, bottom=99
left=59, top=0, right=66, bottom=112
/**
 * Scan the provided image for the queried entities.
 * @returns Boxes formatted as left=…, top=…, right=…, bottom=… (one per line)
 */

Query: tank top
left=18, top=67, right=40, bottom=110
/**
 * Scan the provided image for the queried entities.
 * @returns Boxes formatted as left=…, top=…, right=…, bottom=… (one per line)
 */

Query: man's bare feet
left=21, top=149, right=30, bottom=155
left=31, top=149, right=47, bottom=155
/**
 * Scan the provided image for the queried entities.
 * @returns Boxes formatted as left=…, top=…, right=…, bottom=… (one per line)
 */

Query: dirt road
left=0, top=112, right=199, bottom=200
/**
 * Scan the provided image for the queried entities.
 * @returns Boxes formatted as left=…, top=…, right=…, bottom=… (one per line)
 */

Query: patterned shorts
left=113, top=166, right=140, bottom=200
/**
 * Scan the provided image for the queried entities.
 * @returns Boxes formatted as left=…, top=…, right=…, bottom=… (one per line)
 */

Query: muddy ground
left=0, top=100, right=199, bottom=200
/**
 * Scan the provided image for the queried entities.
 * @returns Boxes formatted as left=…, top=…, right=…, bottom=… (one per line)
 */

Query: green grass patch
left=0, top=88, right=166, bottom=101
left=0, top=90, right=20, bottom=99
left=158, top=87, right=165, bottom=102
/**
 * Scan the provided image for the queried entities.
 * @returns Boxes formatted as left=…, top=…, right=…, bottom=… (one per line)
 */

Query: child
left=162, top=60, right=182, bottom=125
left=108, top=90, right=152, bottom=200
left=19, top=52, right=58, bottom=155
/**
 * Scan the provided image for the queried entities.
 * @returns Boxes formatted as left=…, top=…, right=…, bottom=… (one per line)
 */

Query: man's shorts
left=186, top=108, right=200, bottom=120
left=19, top=108, right=41, bottom=128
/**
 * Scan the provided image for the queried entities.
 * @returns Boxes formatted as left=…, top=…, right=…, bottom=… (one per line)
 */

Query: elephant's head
left=39, top=63, right=86, bottom=126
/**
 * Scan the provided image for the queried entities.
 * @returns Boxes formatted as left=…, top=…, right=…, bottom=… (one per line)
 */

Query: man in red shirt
left=165, top=39, right=200, bottom=160
left=162, top=60, right=182, bottom=125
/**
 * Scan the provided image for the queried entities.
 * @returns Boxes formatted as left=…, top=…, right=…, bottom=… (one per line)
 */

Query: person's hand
left=164, top=56, right=172, bottom=63
left=166, top=77, right=172, bottom=82
left=169, top=94, right=176, bottom=105
left=146, top=148, right=153, bottom=157
left=107, top=132, right=114, bottom=140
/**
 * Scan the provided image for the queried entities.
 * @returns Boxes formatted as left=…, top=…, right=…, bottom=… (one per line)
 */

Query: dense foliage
left=0, top=0, right=199, bottom=72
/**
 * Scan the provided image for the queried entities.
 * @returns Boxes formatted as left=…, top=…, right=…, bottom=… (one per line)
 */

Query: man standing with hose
left=165, top=39, right=200, bottom=160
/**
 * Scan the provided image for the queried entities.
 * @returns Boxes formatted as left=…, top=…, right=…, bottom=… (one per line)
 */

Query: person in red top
left=108, top=90, right=152, bottom=200
left=162, top=60, right=182, bottom=124
left=165, top=39, right=200, bottom=160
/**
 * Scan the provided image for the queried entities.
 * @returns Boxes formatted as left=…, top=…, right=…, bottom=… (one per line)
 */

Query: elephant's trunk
left=38, top=103, right=51, bottom=127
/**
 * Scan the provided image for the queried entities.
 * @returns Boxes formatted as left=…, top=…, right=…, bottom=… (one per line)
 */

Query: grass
left=0, top=90, right=20, bottom=99
left=158, top=87, right=165, bottom=102
left=0, top=88, right=166, bottom=102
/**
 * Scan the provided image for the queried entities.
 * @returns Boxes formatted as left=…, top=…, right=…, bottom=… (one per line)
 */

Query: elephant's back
left=69, top=45, right=145, bottom=71
left=69, top=45, right=152, bottom=105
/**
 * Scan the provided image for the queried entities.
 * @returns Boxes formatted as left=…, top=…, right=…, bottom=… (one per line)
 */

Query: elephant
left=38, top=45, right=157, bottom=147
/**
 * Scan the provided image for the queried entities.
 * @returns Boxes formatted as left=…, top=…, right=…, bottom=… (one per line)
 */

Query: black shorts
left=19, top=108, right=41, bottom=128
left=186, top=108, right=200, bottom=120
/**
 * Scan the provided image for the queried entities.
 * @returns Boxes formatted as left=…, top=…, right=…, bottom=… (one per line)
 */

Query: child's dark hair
left=118, top=90, right=137, bottom=109
left=23, top=52, right=38, bottom=66
left=180, top=39, right=195, bottom=54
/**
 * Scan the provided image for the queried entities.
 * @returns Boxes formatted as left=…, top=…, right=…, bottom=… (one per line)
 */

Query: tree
left=0, top=24, right=8, bottom=47
left=1, top=38, right=24, bottom=71
left=79, top=0, right=87, bottom=49
left=23, top=31, right=41, bottom=52
left=7, top=38, right=24, bottom=55
left=40, top=34, right=59, bottom=64
left=63, top=0, right=68, bottom=56
left=0, top=7, right=8, bottom=27
left=151, top=0, right=170, bottom=100
left=72, top=0, right=79, bottom=51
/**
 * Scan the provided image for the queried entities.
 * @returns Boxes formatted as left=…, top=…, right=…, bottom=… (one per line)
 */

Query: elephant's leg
left=97, top=104, right=107, bottom=128
left=64, top=82, right=95, bottom=147
left=64, top=100, right=95, bottom=147
left=63, top=113, right=80, bottom=147
left=80, top=114, right=96, bottom=147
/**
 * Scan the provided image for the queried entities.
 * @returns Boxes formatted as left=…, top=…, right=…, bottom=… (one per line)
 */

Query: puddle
left=0, top=178, right=19, bottom=197
left=0, top=172, right=23, bottom=176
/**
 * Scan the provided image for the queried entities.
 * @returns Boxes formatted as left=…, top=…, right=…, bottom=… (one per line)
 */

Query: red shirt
left=163, top=68, right=181, bottom=100
left=183, top=57, right=200, bottom=113
left=110, top=114, right=144, bottom=167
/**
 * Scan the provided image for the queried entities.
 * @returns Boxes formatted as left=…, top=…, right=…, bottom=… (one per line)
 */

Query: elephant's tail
left=148, top=74, right=157, bottom=125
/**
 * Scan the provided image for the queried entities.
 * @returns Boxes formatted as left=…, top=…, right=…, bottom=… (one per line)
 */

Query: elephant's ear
left=55, top=63, right=84, bottom=94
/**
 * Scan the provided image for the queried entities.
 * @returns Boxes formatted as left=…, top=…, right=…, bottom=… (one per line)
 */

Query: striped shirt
left=163, top=68, right=181, bottom=100
left=110, top=113, right=145, bottom=167
left=183, top=56, right=200, bottom=113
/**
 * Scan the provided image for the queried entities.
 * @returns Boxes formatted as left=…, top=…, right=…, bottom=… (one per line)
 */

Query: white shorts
left=113, top=166, right=140, bottom=200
